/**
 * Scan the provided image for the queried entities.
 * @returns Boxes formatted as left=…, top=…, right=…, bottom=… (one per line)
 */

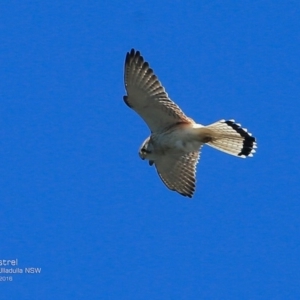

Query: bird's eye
left=142, top=148, right=151, bottom=154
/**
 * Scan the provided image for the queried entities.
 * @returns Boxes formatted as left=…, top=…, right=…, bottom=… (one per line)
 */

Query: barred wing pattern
left=124, top=49, right=192, bottom=133
left=155, top=150, right=201, bottom=198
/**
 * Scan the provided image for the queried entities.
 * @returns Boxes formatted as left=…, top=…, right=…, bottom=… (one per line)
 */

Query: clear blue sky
left=1, top=1, right=299, bottom=299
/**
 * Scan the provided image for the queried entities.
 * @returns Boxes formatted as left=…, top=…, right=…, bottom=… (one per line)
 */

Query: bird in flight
left=123, top=49, right=257, bottom=198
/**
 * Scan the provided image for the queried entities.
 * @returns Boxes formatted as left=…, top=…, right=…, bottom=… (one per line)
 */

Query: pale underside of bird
left=123, top=49, right=257, bottom=198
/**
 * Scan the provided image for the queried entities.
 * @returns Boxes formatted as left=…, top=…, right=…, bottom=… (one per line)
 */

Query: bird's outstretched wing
left=154, top=150, right=201, bottom=198
left=124, top=49, right=193, bottom=133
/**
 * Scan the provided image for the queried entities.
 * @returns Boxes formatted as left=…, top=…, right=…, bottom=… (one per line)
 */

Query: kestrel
left=123, top=49, right=257, bottom=197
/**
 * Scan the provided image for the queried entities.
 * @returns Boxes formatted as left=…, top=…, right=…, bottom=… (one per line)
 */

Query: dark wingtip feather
left=179, top=191, right=193, bottom=198
left=125, top=49, right=142, bottom=65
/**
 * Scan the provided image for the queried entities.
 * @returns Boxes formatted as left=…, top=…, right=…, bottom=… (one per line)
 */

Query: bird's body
left=144, top=123, right=209, bottom=157
left=123, top=49, right=257, bottom=197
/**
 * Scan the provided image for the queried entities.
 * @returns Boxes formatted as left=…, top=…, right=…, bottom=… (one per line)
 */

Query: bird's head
left=138, top=136, right=153, bottom=161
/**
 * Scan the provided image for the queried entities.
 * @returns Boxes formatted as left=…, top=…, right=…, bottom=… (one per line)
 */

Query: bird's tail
left=202, top=119, right=257, bottom=158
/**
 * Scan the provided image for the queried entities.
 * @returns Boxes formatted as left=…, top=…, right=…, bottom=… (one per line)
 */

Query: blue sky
left=1, top=1, right=300, bottom=299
